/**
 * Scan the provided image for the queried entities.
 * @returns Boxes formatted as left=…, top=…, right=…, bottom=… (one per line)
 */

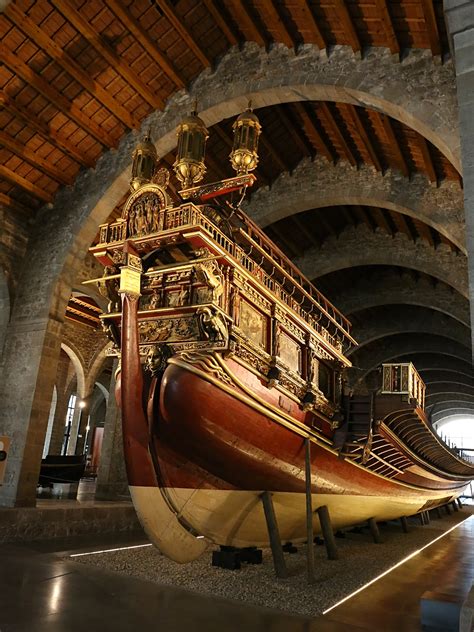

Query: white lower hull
left=129, top=485, right=462, bottom=563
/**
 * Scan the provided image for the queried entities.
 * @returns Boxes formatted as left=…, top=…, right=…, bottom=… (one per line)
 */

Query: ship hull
left=121, top=351, right=466, bottom=563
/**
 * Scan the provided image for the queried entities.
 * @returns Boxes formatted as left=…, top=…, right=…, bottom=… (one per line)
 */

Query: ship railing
left=381, top=363, right=426, bottom=409
left=98, top=204, right=352, bottom=349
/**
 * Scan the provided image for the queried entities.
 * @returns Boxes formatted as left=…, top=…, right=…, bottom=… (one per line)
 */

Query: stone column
left=95, top=362, right=129, bottom=500
left=445, top=1, right=474, bottom=355
left=0, top=317, right=62, bottom=507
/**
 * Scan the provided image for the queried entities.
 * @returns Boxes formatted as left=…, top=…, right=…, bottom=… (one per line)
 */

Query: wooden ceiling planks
left=0, top=0, right=453, bottom=215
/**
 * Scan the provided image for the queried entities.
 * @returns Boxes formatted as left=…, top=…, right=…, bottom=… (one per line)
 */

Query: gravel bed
left=70, top=510, right=471, bottom=618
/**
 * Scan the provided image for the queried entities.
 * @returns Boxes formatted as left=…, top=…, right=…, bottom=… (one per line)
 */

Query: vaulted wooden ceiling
left=0, top=0, right=453, bottom=215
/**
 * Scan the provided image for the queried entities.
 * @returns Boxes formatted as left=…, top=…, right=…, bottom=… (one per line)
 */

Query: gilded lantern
left=173, top=110, right=209, bottom=189
left=230, top=106, right=261, bottom=175
left=130, top=135, right=158, bottom=191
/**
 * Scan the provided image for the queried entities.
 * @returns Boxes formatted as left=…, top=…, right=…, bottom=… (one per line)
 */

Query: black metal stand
left=261, top=491, right=288, bottom=579
left=212, top=546, right=263, bottom=570
left=400, top=516, right=409, bottom=533
left=305, top=438, right=316, bottom=583
left=368, top=517, right=381, bottom=543
left=317, top=505, right=339, bottom=560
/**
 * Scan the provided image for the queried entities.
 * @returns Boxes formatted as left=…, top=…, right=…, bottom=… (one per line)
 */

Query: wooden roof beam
left=202, top=0, right=239, bottom=46
left=260, top=134, right=291, bottom=173
left=0, top=131, right=74, bottom=186
left=341, top=205, right=357, bottom=227
left=417, top=221, right=436, bottom=248
left=254, top=0, right=295, bottom=49
left=347, top=105, right=383, bottom=172
left=318, top=102, right=358, bottom=167
left=51, top=0, right=163, bottom=109
left=316, top=208, right=337, bottom=237
left=6, top=4, right=140, bottom=130
left=332, top=0, right=361, bottom=55
left=0, top=164, right=53, bottom=204
left=372, top=207, right=393, bottom=235
left=395, top=212, right=418, bottom=243
left=105, top=0, right=186, bottom=88
left=291, top=214, right=321, bottom=248
left=354, top=205, right=376, bottom=231
left=373, top=0, right=400, bottom=55
left=268, top=223, right=301, bottom=258
left=0, top=44, right=116, bottom=148
left=283, top=0, right=326, bottom=50
left=226, top=0, right=267, bottom=47
left=292, top=102, right=335, bottom=164
left=276, top=105, right=314, bottom=158
left=379, top=114, right=410, bottom=178
left=418, top=136, right=438, bottom=185
left=420, top=0, right=442, bottom=58
left=0, top=192, right=31, bottom=214
left=155, top=0, right=211, bottom=68
left=0, top=92, right=95, bottom=168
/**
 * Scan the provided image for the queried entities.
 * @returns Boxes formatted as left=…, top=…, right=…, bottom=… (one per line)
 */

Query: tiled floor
left=0, top=507, right=472, bottom=631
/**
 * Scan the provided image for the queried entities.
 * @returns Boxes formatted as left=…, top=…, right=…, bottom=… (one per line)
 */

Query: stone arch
left=247, top=159, right=464, bottom=249
left=0, top=44, right=460, bottom=506
left=295, top=225, right=467, bottom=297
left=60, top=342, right=86, bottom=399
left=85, top=342, right=114, bottom=396
left=432, top=406, right=474, bottom=424
left=435, top=413, right=474, bottom=429
left=347, top=305, right=471, bottom=354
left=347, top=334, right=471, bottom=386
left=392, top=353, right=473, bottom=378
left=327, top=269, right=469, bottom=327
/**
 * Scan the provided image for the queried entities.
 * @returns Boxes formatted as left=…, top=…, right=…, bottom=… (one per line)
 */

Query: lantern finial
left=230, top=103, right=261, bottom=175
left=130, top=132, right=158, bottom=191
left=173, top=106, right=209, bottom=189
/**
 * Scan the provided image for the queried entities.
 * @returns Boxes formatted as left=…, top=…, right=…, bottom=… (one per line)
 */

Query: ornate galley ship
left=89, top=106, right=474, bottom=563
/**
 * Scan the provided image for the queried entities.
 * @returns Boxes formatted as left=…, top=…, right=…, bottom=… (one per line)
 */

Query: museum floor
left=0, top=504, right=472, bottom=631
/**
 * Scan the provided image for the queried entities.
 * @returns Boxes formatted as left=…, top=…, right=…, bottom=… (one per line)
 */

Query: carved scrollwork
left=193, top=248, right=224, bottom=303
left=196, top=306, right=228, bottom=344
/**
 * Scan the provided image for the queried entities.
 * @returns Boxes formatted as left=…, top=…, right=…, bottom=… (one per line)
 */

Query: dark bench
left=38, top=455, right=86, bottom=487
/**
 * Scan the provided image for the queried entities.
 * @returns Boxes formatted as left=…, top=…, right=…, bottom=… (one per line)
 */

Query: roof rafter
left=0, top=192, right=31, bottom=214
left=0, top=43, right=116, bottom=148
left=202, top=0, right=239, bottom=46
left=276, top=105, right=314, bottom=157
left=225, top=0, right=267, bottom=47
left=418, top=136, right=438, bottom=184
left=332, top=0, right=361, bottom=54
left=0, top=164, right=53, bottom=204
left=154, top=0, right=211, bottom=67
left=253, top=0, right=295, bottom=49
left=0, top=131, right=74, bottom=186
left=420, top=0, right=442, bottom=57
left=260, top=134, right=291, bottom=172
left=283, top=0, right=326, bottom=49
left=346, top=105, right=383, bottom=172
left=317, top=102, right=358, bottom=167
left=104, top=0, right=186, bottom=89
left=51, top=0, right=163, bottom=109
left=291, top=214, right=321, bottom=248
left=0, top=92, right=95, bottom=168
left=378, top=113, right=410, bottom=178
left=372, top=207, right=393, bottom=235
left=373, top=0, right=400, bottom=55
left=6, top=3, right=141, bottom=130
left=292, top=102, right=335, bottom=163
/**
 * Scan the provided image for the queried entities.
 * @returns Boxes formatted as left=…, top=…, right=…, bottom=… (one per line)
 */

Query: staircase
left=334, top=395, right=373, bottom=461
